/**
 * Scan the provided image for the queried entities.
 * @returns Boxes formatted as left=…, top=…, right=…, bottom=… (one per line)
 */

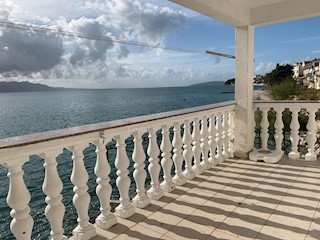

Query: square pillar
left=234, top=25, right=254, bottom=159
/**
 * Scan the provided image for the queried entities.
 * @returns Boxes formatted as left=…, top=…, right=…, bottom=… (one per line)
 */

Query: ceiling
left=170, top=0, right=320, bottom=27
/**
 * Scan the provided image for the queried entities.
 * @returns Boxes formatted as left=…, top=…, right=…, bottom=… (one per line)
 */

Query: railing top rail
left=0, top=101, right=235, bottom=150
left=254, top=100, right=320, bottom=104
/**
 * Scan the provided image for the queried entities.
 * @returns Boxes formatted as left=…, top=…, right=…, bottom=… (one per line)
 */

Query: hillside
left=188, top=81, right=225, bottom=87
left=0, top=81, right=67, bottom=92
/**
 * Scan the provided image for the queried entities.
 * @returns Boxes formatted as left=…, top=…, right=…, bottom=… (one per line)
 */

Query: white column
left=132, top=132, right=151, bottom=208
left=216, top=112, right=224, bottom=163
left=114, top=135, right=135, bottom=218
left=160, top=125, right=175, bottom=192
left=6, top=159, right=34, bottom=240
left=228, top=110, right=235, bottom=157
left=94, top=138, right=117, bottom=230
left=234, top=25, right=255, bottom=159
left=288, top=109, right=300, bottom=159
left=208, top=114, right=219, bottom=166
left=305, top=108, right=318, bottom=161
left=41, top=151, right=67, bottom=240
left=172, top=122, right=187, bottom=185
left=200, top=116, right=211, bottom=169
left=260, top=107, right=269, bottom=150
left=70, top=144, right=96, bottom=240
left=146, top=128, right=164, bottom=200
left=182, top=120, right=196, bottom=179
left=274, top=108, right=284, bottom=153
left=192, top=118, right=204, bottom=175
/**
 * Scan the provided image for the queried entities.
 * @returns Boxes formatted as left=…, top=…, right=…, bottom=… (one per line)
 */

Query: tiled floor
left=93, top=157, right=320, bottom=240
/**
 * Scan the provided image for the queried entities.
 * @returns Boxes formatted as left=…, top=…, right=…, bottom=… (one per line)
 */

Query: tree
left=263, top=64, right=294, bottom=86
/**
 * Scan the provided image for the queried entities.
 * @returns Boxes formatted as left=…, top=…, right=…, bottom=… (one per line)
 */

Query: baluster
left=274, top=108, right=284, bottom=153
left=215, top=113, right=224, bottom=163
left=182, top=120, right=196, bottom=179
left=172, top=122, right=187, bottom=185
left=305, top=108, right=318, bottom=161
left=260, top=107, right=269, bottom=150
left=94, top=137, right=117, bottom=230
left=192, top=118, right=204, bottom=175
left=114, top=135, right=135, bottom=218
left=146, top=128, right=164, bottom=200
left=208, top=114, right=219, bottom=166
left=41, top=150, right=67, bottom=240
left=70, top=144, right=96, bottom=240
left=221, top=112, right=228, bottom=160
left=160, top=125, right=175, bottom=192
left=132, top=132, right=151, bottom=208
left=288, top=109, right=300, bottom=160
left=6, top=160, right=34, bottom=240
left=200, top=116, right=211, bottom=169
left=228, top=110, right=235, bottom=157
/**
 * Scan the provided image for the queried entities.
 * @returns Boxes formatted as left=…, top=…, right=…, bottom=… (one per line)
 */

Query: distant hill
left=0, top=81, right=68, bottom=92
left=188, top=81, right=225, bottom=87
left=224, top=78, right=235, bottom=85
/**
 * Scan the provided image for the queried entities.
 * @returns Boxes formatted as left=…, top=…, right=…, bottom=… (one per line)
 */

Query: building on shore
left=293, top=59, right=320, bottom=89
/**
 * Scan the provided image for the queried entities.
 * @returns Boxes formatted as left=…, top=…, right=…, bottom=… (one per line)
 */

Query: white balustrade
left=69, top=144, right=96, bottom=240
left=252, top=101, right=319, bottom=162
left=208, top=114, right=218, bottom=166
left=160, top=125, right=176, bottom=192
left=288, top=109, right=300, bottom=159
left=228, top=110, right=235, bottom=157
left=41, top=150, right=67, bottom=240
left=274, top=108, right=284, bottom=153
left=132, top=132, right=151, bottom=208
left=146, top=128, right=164, bottom=199
left=172, top=122, right=187, bottom=185
left=200, top=116, right=211, bottom=169
left=221, top=112, right=227, bottom=161
left=260, top=107, right=269, bottom=150
left=6, top=159, right=34, bottom=240
left=0, top=101, right=236, bottom=239
left=215, top=113, right=224, bottom=163
left=94, top=137, right=117, bottom=230
left=192, top=118, right=204, bottom=175
left=182, top=120, right=196, bottom=179
left=114, top=135, right=135, bottom=218
left=305, top=108, right=318, bottom=161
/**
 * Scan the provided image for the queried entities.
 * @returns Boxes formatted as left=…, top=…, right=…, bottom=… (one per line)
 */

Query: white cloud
left=255, top=62, right=275, bottom=75
left=312, top=50, right=320, bottom=53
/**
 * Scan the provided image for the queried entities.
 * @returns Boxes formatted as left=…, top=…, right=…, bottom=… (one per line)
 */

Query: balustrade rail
left=0, top=101, right=235, bottom=240
left=252, top=101, right=320, bottom=162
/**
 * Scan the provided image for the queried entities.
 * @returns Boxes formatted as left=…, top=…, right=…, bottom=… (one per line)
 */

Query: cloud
left=0, top=28, right=64, bottom=73
left=255, top=62, right=275, bottom=75
left=285, top=36, right=320, bottom=43
left=312, top=50, right=320, bottom=53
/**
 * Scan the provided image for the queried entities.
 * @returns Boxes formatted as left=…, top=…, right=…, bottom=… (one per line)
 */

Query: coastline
left=253, top=88, right=270, bottom=100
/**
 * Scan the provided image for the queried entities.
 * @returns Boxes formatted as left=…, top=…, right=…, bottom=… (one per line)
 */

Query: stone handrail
left=0, top=101, right=235, bottom=240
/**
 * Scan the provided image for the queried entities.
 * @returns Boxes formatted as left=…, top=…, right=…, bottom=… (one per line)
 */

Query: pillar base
left=233, top=150, right=250, bottom=159
left=249, top=149, right=284, bottom=164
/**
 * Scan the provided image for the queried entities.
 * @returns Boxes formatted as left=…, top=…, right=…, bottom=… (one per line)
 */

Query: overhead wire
left=0, top=21, right=236, bottom=59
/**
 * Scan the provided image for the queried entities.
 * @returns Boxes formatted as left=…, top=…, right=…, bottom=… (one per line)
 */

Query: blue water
left=0, top=85, right=262, bottom=239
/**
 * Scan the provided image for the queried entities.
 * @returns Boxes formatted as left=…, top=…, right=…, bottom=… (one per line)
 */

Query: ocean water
left=0, top=85, right=262, bottom=239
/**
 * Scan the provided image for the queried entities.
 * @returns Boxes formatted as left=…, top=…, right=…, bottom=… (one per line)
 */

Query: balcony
left=0, top=100, right=319, bottom=240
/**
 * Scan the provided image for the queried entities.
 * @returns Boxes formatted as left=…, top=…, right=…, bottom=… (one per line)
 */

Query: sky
left=0, top=0, right=319, bottom=88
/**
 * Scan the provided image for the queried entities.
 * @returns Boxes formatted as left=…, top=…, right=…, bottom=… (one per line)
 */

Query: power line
left=0, top=21, right=235, bottom=59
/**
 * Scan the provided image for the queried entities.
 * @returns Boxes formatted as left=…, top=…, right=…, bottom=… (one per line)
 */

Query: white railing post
left=132, top=132, right=151, bottom=208
left=305, top=108, right=318, bottom=161
left=114, top=135, right=135, bottom=218
left=192, top=118, right=204, bottom=175
left=172, top=122, right=187, bottom=185
left=216, top=113, right=224, bottom=163
left=160, top=125, right=175, bottom=192
left=274, top=108, right=284, bottom=154
left=228, top=110, right=235, bottom=157
left=260, top=107, right=269, bottom=150
left=94, top=137, right=117, bottom=230
left=41, top=150, right=67, bottom=240
left=221, top=112, right=228, bottom=161
left=70, top=144, right=96, bottom=240
left=182, top=120, right=196, bottom=179
left=200, top=116, right=211, bottom=169
left=6, top=159, right=34, bottom=240
left=208, top=114, right=218, bottom=166
left=288, top=109, right=300, bottom=160
left=146, top=128, right=164, bottom=199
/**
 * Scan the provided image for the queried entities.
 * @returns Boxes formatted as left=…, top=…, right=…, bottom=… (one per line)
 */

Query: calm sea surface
left=0, top=85, right=262, bottom=239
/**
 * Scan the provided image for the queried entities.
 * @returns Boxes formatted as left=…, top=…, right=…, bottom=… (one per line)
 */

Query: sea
left=0, top=84, right=263, bottom=239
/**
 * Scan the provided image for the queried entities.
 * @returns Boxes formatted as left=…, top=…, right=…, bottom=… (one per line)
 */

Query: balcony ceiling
left=170, top=0, right=320, bottom=27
